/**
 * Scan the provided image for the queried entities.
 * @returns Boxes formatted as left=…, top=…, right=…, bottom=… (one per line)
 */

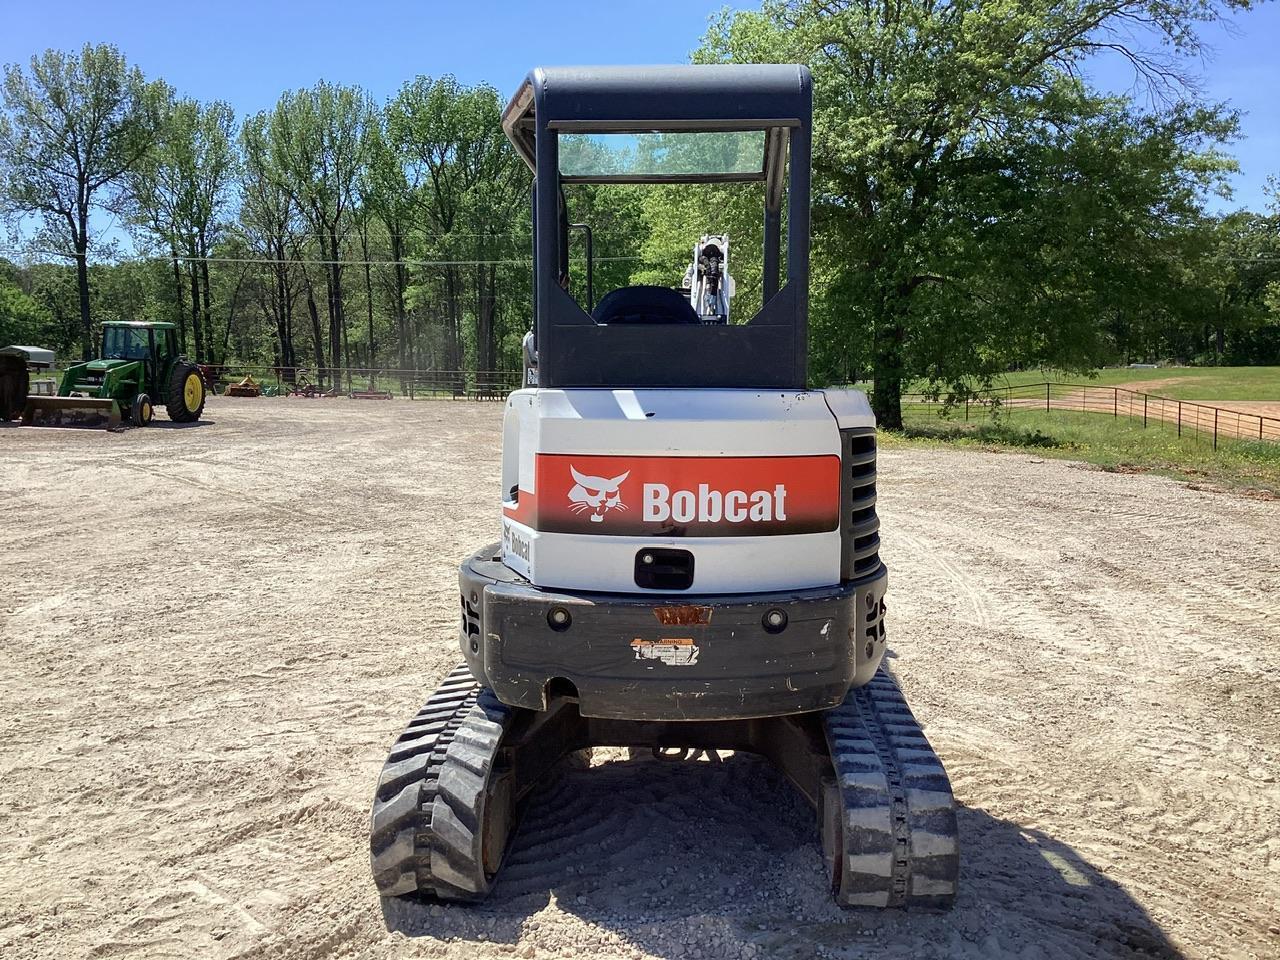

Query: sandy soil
left=1108, top=382, right=1280, bottom=434
left=2, top=398, right=1278, bottom=960
left=1204, top=400, right=1280, bottom=422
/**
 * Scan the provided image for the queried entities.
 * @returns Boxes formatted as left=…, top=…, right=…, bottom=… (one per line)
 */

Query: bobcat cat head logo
left=568, top=466, right=630, bottom=523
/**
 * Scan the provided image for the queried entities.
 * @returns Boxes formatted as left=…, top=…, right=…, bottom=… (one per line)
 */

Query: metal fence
left=902, top=382, right=1280, bottom=449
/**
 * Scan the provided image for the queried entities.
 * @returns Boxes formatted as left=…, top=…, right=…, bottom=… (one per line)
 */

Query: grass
left=972, top=366, right=1280, bottom=402
left=882, top=405, right=1280, bottom=497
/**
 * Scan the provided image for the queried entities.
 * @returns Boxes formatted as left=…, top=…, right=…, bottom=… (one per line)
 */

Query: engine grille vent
left=840, top=427, right=881, bottom=579
left=460, top=593, right=481, bottom=646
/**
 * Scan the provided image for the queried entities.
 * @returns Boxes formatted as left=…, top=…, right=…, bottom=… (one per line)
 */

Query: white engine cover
left=499, top=388, right=873, bottom=594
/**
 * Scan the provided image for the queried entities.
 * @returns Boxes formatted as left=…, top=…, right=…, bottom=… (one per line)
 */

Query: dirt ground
left=1208, top=400, right=1280, bottom=422
left=2, top=397, right=1278, bottom=960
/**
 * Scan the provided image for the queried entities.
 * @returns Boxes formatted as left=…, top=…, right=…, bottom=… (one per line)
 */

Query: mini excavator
left=370, top=65, right=959, bottom=909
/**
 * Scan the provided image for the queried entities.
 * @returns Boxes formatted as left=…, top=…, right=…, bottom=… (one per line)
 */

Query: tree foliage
left=0, top=44, right=164, bottom=357
left=126, top=93, right=236, bottom=362
left=1, top=14, right=1278, bottom=391
left=694, top=0, right=1257, bottom=425
left=265, top=82, right=375, bottom=385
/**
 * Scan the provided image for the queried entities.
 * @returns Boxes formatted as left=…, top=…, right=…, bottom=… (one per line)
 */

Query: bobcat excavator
left=370, top=65, right=959, bottom=909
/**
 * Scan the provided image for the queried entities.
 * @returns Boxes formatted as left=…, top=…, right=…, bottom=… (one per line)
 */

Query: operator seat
left=592, top=285, right=700, bottom=325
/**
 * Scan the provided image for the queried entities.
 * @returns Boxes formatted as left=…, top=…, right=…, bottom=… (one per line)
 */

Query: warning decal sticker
left=630, top=637, right=700, bottom=667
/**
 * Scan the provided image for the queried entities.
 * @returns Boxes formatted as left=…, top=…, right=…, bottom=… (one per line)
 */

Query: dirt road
left=2, top=399, right=1277, bottom=959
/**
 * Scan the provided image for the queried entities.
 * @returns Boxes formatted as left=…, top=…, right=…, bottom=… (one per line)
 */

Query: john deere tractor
left=23, top=321, right=206, bottom=428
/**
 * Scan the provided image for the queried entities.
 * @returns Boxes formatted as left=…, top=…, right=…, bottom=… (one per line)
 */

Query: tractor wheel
left=165, top=363, right=206, bottom=423
left=131, top=393, right=154, bottom=427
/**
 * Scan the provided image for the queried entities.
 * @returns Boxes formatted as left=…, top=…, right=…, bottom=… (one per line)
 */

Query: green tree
left=0, top=44, right=164, bottom=358
left=127, top=94, right=237, bottom=361
left=1197, top=209, right=1280, bottom=363
left=390, top=75, right=527, bottom=372
left=364, top=106, right=418, bottom=372
left=239, top=110, right=306, bottom=371
left=0, top=258, right=51, bottom=346
left=699, top=0, right=1256, bottom=426
left=266, top=82, right=374, bottom=386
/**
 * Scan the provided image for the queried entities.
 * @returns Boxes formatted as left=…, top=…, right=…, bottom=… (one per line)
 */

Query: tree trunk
left=325, top=231, right=346, bottom=391
left=284, top=277, right=295, bottom=369
left=474, top=257, right=493, bottom=372
left=221, top=268, right=246, bottom=360
left=341, top=301, right=352, bottom=392
left=171, top=252, right=187, bottom=353
left=389, top=235, right=409, bottom=378
left=305, top=281, right=325, bottom=384
left=274, top=240, right=294, bottom=370
left=189, top=262, right=204, bottom=363
left=362, top=231, right=375, bottom=389
left=200, top=253, right=214, bottom=364
left=483, top=261, right=498, bottom=370
left=445, top=267, right=462, bottom=378
left=272, top=260, right=288, bottom=373
left=74, top=230, right=92, bottom=360
left=871, top=308, right=905, bottom=431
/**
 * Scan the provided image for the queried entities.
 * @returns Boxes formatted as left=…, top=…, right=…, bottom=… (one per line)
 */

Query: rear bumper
left=458, top=544, right=888, bottom=721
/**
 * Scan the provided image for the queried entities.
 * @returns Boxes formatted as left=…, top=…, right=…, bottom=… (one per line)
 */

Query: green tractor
left=23, top=321, right=206, bottom=428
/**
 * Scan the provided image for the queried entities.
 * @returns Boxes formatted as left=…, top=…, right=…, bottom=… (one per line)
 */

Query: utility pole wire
left=175, top=255, right=645, bottom=267
left=29, top=250, right=645, bottom=268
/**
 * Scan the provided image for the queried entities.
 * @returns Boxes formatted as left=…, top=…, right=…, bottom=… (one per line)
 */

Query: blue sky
left=1, top=0, right=1276, bottom=211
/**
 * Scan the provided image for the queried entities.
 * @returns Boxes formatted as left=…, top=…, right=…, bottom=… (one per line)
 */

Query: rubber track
left=823, top=666, right=959, bottom=908
left=369, top=665, right=514, bottom=900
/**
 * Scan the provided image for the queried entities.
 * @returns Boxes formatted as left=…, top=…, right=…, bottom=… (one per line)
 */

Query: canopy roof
left=0, top=345, right=54, bottom=367
left=502, top=64, right=810, bottom=185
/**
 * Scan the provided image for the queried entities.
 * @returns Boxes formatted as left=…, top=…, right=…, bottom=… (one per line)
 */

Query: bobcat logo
left=568, top=466, right=630, bottom=523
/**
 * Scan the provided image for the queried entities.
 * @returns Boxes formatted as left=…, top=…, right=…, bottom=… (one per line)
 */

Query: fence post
left=1214, top=408, right=1219, bottom=450
left=1143, top=395, right=1148, bottom=428
left=965, top=397, right=970, bottom=421
left=1045, top=382, right=1050, bottom=411
left=1113, top=388, right=1117, bottom=418
left=1177, top=401, right=1182, bottom=438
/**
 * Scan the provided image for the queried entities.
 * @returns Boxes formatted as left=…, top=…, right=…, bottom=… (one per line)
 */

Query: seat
left=591, top=285, right=700, bottom=325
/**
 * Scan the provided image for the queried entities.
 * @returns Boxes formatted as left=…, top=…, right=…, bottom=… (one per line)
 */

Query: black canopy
left=503, top=64, right=810, bottom=169
left=503, top=65, right=813, bottom=390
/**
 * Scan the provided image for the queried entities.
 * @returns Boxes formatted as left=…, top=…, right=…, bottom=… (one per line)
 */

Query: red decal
left=503, top=491, right=537, bottom=526
left=528, top=454, right=840, bottom=537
